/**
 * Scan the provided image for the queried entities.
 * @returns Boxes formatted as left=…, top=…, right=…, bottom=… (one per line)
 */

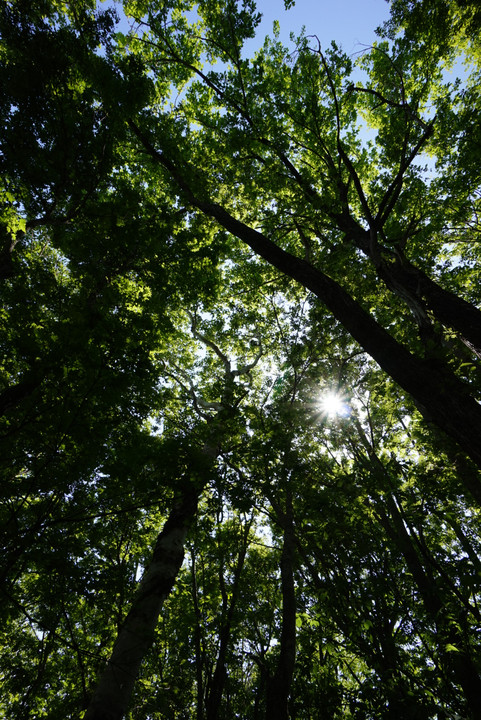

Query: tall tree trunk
left=84, top=341, right=247, bottom=720
left=190, top=547, right=205, bottom=720
left=205, top=520, right=250, bottom=720
left=376, top=254, right=481, bottom=356
left=333, top=206, right=481, bottom=356
left=379, top=493, right=481, bottom=718
left=265, top=491, right=297, bottom=720
left=84, top=484, right=201, bottom=720
left=355, top=436, right=481, bottom=719
left=293, top=119, right=481, bottom=356
left=128, top=122, right=481, bottom=483
left=197, top=199, right=481, bottom=479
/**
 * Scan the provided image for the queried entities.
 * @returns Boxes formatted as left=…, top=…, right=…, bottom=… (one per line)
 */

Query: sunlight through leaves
left=318, top=390, right=351, bottom=418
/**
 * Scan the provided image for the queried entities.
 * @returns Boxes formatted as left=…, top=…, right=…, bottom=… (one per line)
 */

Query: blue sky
left=244, top=0, right=391, bottom=57
left=111, top=0, right=392, bottom=58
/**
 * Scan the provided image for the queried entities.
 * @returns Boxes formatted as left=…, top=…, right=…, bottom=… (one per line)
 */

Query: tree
left=122, top=0, right=481, bottom=477
left=2, top=0, right=481, bottom=718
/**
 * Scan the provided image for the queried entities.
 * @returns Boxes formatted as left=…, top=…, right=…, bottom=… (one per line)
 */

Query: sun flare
left=319, top=391, right=349, bottom=418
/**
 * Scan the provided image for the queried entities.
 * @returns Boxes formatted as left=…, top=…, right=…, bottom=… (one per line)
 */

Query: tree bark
left=205, top=522, right=250, bottom=720
left=379, top=493, right=481, bottom=719
left=84, top=341, right=247, bottom=720
left=84, top=485, right=201, bottom=720
left=265, top=491, right=296, bottom=720
left=353, top=433, right=481, bottom=719
left=334, top=201, right=481, bottom=356
left=352, top=424, right=481, bottom=716
left=190, top=547, right=205, bottom=720
left=128, top=121, right=481, bottom=482
left=197, top=200, right=481, bottom=479
left=376, top=253, right=481, bottom=356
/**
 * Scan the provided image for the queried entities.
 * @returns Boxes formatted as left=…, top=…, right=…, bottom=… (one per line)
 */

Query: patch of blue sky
left=243, top=0, right=390, bottom=58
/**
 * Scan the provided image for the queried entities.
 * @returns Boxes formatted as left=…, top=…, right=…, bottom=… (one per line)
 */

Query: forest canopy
left=2, top=0, right=481, bottom=718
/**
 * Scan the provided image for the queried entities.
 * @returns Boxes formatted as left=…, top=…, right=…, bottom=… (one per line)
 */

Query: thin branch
left=348, top=85, right=429, bottom=129
left=376, top=120, right=435, bottom=228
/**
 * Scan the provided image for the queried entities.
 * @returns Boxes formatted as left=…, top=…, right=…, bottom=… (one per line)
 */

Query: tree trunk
left=199, top=200, right=481, bottom=478
left=128, top=123, right=481, bottom=481
left=205, top=521, right=250, bottom=720
left=376, top=253, right=481, bottom=357
left=84, top=345, right=245, bottom=720
left=380, top=493, right=481, bottom=718
left=84, top=485, right=201, bottom=720
left=190, top=547, right=205, bottom=720
left=352, top=424, right=481, bottom=716
left=265, top=492, right=296, bottom=720
left=338, top=213, right=481, bottom=357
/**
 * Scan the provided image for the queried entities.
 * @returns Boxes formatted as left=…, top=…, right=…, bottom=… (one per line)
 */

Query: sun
left=319, top=391, right=349, bottom=418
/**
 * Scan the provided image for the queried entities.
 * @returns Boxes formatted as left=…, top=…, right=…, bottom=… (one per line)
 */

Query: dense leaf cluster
left=1, top=1, right=481, bottom=718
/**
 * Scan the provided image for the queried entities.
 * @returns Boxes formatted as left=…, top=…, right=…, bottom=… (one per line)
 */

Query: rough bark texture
left=84, top=487, right=200, bottom=720
left=340, top=215, right=481, bottom=356
left=84, top=349, right=242, bottom=720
